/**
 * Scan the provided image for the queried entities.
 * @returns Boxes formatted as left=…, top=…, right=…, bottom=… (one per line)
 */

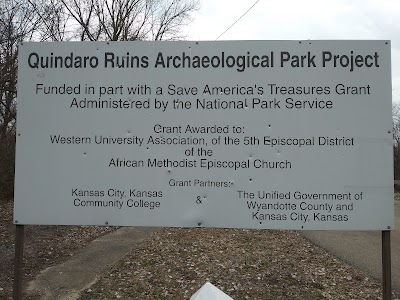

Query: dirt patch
left=78, top=228, right=398, bottom=300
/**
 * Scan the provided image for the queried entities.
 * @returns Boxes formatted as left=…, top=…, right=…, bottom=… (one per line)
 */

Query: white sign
left=14, top=41, right=394, bottom=230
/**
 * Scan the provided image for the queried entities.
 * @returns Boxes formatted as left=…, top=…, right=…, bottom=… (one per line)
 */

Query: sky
left=187, top=0, right=400, bottom=103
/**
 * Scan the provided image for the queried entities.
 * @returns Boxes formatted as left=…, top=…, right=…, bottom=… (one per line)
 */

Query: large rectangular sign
left=14, top=40, right=394, bottom=230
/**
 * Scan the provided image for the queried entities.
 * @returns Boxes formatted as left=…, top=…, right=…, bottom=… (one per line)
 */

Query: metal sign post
left=382, top=230, right=392, bottom=300
left=13, top=224, right=24, bottom=300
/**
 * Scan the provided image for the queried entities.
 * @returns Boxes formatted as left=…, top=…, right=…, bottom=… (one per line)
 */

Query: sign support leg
left=382, top=230, right=391, bottom=300
left=13, top=224, right=25, bottom=300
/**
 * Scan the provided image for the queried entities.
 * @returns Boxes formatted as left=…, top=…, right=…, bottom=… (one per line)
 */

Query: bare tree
left=27, top=0, right=70, bottom=41
left=31, top=0, right=199, bottom=41
left=0, top=0, right=44, bottom=200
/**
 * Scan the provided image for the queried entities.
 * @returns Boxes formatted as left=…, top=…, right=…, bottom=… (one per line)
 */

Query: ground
left=1, top=196, right=399, bottom=300
left=0, top=201, right=117, bottom=299
left=78, top=228, right=394, bottom=300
